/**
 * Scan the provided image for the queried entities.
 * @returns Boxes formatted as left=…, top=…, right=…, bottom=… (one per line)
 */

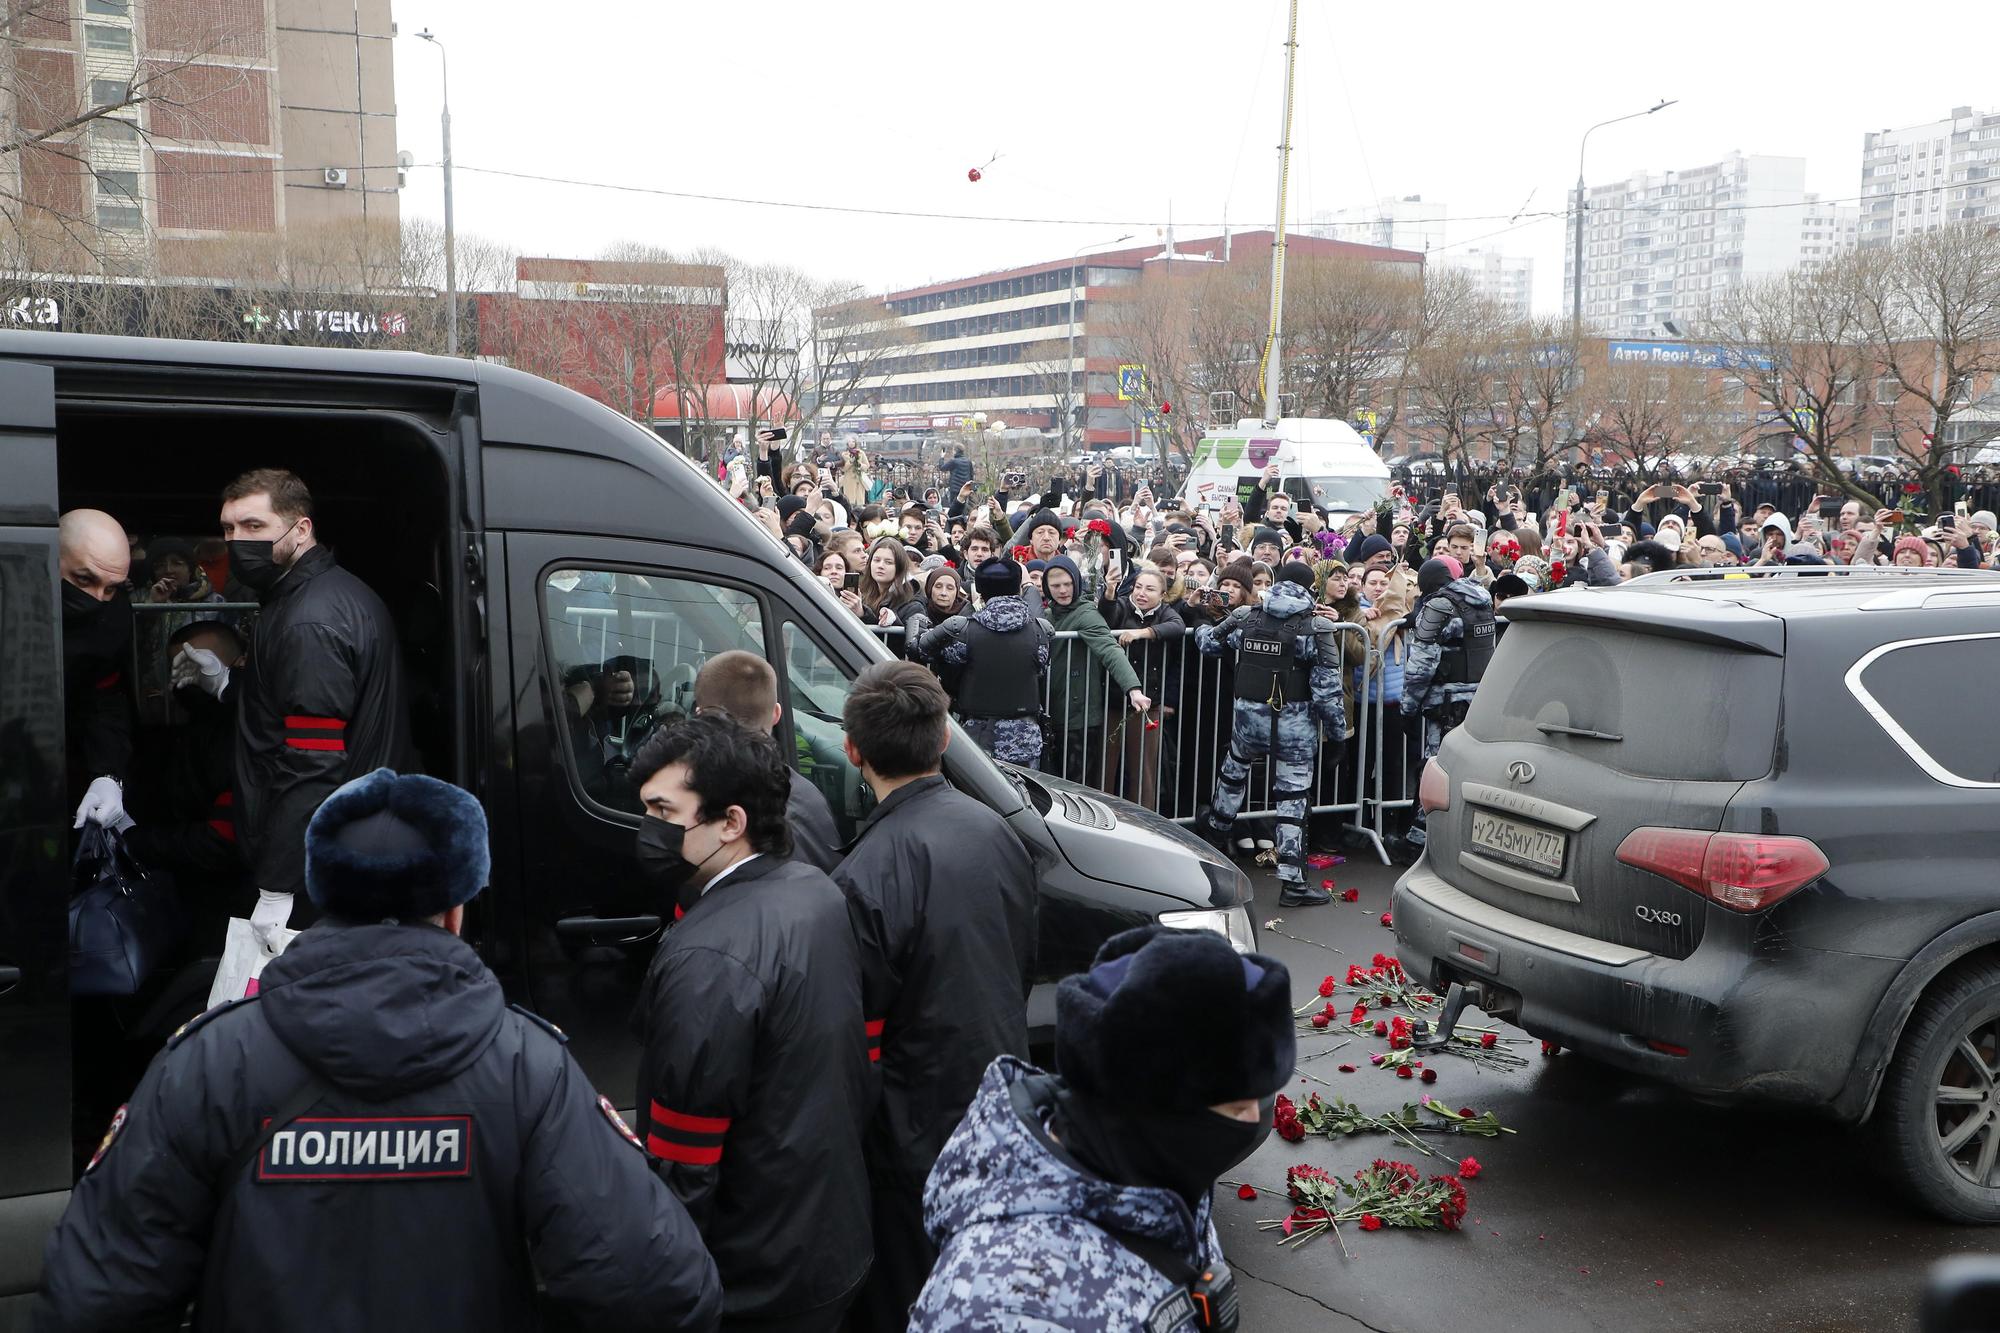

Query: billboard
left=1607, top=340, right=1773, bottom=371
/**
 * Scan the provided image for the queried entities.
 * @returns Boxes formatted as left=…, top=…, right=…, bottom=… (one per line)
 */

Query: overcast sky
left=390, top=0, right=1983, bottom=314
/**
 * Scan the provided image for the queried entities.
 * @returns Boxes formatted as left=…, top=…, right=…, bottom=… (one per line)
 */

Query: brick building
left=4, top=0, right=400, bottom=272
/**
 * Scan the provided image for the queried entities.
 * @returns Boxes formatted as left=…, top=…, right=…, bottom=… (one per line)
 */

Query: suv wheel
left=1880, top=963, right=2000, bottom=1222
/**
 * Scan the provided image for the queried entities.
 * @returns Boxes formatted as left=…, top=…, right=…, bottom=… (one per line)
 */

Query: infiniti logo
left=1506, top=760, right=1536, bottom=785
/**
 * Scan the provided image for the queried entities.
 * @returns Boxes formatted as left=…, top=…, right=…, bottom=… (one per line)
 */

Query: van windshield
left=1297, top=475, right=1386, bottom=514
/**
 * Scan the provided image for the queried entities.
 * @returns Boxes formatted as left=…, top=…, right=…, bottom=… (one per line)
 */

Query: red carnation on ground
left=1359, top=1214, right=1383, bottom=1231
left=1541, top=1040, right=1560, bottom=1057
left=1458, top=1156, right=1483, bottom=1179
left=1380, top=912, right=1394, bottom=928
left=1396, top=1065, right=1414, bottom=1079
left=1341, top=888, right=1359, bottom=902
left=1321, top=878, right=1336, bottom=890
left=1374, top=1020, right=1389, bottom=1037
left=1459, top=1107, right=1476, bottom=1118
left=1237, top=1183, right=1258, bottom=1200
left=1337, top=1063, right=1357, bottom=1073
left=1350, top=1001, right=1367, bottom=1019
left=1421, top=1068, right=1438, bottom=1084
left=1318, top=975, right=1336, bottom=998
left=1311, top=1013, right=1331, bottom=1029
left=1480, top=1032, right=1498, bottom=1049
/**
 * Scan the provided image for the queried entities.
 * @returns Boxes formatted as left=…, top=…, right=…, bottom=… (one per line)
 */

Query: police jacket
left=1402, top=576, right=1495, bottom=717
left=38, top=920, right=722, bottom=1333
left=833, top=776, right=1036, bottom=1187
left=61, top=591, right=135, bottom=785
left=918, top=597, right=1053, bottom=720
left=786, top=768, right=842, bottom=873
left=635, top=854, right=873, bottom=1324
left=1194, top=582, right=1348, bottom=739
left=234, top=546, right=414, bottom=902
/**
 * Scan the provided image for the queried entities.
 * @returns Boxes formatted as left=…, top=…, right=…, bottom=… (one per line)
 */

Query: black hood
left=258, top=920, right=505, bottom=1098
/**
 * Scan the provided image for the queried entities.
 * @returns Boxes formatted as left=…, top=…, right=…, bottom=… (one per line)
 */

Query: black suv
left=1391, top=567, right=2000, bottom=1221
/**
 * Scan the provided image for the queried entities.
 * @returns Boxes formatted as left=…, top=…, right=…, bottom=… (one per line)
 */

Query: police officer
left=910, top=925, right=1294, bottom=1332
left=39, top=768, right=723, bottom=1333
left=631, top=714, right=872, bottom=1332
left=833, top=662, right=1037, bottom=1329
left=916, top=557, right=1054, bottom=768
left=1400, top=556, right=1495, bottom=855
left=1193, top=559, right=1348, bottom=906
left=214, top=468, right=413, bottom=949
left=59, top=508, right=137, bottom=831
left=690, top=649, right=840, bottom=872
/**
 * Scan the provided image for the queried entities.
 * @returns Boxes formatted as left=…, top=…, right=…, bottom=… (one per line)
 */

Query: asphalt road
left=1218, top=854, right=1988, bottom=1333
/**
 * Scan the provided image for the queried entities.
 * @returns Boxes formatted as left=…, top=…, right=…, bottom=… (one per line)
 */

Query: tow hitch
left=1411, top=981, right=1473, bottom=1050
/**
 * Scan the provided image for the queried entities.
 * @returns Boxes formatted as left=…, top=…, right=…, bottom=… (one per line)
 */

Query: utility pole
left=416, top=30, right=457, bottom=356
left=1570, top=99, right=1677, bottom=361
left=1259, top=0, right=1301, bottom=428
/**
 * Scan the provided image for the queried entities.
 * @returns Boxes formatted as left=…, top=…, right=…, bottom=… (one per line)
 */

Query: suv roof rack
left=1620, top=567, right=2000, bottom=587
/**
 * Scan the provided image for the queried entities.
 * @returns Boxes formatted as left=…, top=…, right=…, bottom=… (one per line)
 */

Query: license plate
left=1467, top=808, right=1567, bottom=877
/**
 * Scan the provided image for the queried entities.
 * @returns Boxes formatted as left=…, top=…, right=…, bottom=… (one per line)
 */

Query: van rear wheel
left=1880, top=962, right=2000, bottom=1223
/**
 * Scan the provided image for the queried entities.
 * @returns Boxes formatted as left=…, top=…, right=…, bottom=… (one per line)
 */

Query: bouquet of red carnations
left=1260, top=1158, right=1475, bottom=1250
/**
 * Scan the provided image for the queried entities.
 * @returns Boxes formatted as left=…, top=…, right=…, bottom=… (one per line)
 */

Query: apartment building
left=1433, top=246, right=1534, bottom=320
left=1858, top=106, right=1999, bottom=248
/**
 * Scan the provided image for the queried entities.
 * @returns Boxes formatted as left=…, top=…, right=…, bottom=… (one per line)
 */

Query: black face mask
left=1051, top=1084, right=1274, bottom=1215
left=635, top=817, right=724, bottom=908
left=61, top=580, right=111, bottom=621
left=227, top=521, right=301, bottom=597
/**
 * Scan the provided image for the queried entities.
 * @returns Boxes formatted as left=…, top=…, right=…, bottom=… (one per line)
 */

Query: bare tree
left=1285, top=253, right=1423, bottom=421
left=1021, top=337, right=1082, bottom=450
left=1700, top=256, right=1876, bottom=497
left=1402, top=271, right=1511, bottom=468
left=3, top=0, right=273, bottom=272
left=1489, top=316, right=1579, bottom=473
left=726, top=257, right=811, bottom=445
left=1854, top=222, right=2000, bottom=506
left=1573, top=359, right=1720, bottom=471
left=801, top=283, right=913, bottom=440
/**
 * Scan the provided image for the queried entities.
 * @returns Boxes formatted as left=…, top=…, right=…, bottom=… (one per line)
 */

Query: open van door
left=0, top=359, right=74, bottom=1309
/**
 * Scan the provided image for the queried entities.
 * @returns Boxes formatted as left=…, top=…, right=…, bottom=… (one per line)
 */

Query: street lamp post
left=416, top=29, right=457, bottom=356
left=1067, top=233, right=1132, bottom=458
left=1571, top=98, right=1677, bottom=353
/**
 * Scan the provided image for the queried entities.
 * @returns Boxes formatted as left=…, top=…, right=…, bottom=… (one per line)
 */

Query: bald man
left=60, top=509, right=137, bottom=829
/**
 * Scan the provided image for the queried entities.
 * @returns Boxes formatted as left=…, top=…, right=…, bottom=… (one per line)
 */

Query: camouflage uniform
left=920, top=595, right=1054, bottom=769
left=1400, top=576, right=1494, bottom=848
left=910, top=1056, right=1224, bottom=1333
left=1193, top=580, right=1347, bottom=886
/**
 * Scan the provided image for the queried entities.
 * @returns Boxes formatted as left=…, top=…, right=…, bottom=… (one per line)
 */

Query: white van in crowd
left=1178, top=417, right=1389, bottom=521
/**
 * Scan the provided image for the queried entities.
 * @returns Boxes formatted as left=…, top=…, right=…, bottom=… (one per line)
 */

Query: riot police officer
left=1193, top=560, right=1347, bottom=906
left=1400, top=556, right=1495, bottom=855
left=39, top=768, right=722, bottom=1333
left=916, top=558, right=1054, bottom=768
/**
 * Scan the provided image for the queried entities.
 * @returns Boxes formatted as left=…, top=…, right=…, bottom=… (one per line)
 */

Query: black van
left=0, top=331, right=1250, bottom=1312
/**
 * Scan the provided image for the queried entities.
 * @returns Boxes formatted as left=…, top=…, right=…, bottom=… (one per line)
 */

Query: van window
left=1463, top=621, right=1780, bottom=782
left=1854, top=636, right=2000, bottom=785
left=543, top=568, right=764, bottom=812
left=1296, top=475, right=1385, bottom=514
left=781, top=620, right=876, bottom=841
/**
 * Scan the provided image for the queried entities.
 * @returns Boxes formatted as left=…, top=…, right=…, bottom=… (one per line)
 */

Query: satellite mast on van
left=1174, top=0, right=1390, bottom=524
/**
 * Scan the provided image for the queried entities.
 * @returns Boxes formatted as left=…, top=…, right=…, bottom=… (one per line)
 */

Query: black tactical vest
left=954, top=617, right=1045, bottom=719
left=1437, top=587, right=1497, bottom=686
left=1232, top=607, right=1311, bottom=706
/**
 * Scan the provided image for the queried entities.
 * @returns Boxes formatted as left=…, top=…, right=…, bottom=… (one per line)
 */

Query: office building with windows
left=5, top=0, right=400, bottom=272
left=1433, top=246, right=1534, bottom=320
left=1564, top=152, right=1820, bottom=338
left=1858, top=107, right=1999, bottom=248
left=828, top=230, right=1422, bottom=452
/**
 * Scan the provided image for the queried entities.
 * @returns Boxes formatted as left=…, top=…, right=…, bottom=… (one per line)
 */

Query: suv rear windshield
left=1463, top=620, right=1780, bottom=782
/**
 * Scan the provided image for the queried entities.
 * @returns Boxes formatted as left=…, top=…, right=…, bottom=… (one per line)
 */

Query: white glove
left=251, top=890, right=295, bottom=953
left=73, top=775, right=126, bottom=830
left=172, top=644, right=231, bottom=699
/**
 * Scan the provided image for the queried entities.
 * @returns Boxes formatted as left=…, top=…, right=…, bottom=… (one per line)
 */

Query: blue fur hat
left=1056, top=925, right=1295, bottom=1110
left=304, top=768, right=490, bottom=920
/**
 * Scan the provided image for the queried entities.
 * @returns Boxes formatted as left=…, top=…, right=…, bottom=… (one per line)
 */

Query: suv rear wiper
left=1536, top=722, right=1625, bottom=742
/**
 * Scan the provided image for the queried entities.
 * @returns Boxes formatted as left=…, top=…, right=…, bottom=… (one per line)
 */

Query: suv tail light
left=1615, top=828, right=1830, bottom=912
left=1418, top=759, right=1450, bottom=814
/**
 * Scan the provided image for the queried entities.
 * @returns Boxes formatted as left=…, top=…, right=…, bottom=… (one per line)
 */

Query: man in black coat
left=690, top=650, right=841, bottom=872
left=39, top=768, right=722, bottom=1333
left=832, top=661, right=1037, bottom=1330
left=632, top=715, right=872, bottom=1332
left=60, top=508, right=137, bottom=830
left=217, top=468, right=414, bottom=951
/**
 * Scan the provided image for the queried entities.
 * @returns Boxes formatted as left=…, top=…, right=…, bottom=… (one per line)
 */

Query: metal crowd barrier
left=873, top=613, right=1398, bottom=866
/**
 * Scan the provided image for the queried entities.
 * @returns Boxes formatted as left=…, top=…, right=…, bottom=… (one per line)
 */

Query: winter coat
left=1098, top=589, right=1186, bottom=704
left=40, top=921, right=722, bottom=1333
left=1402, top=576, right=1494, bottom=716
left=1045, top=593, right=1140, bottom=733
left=634, top=855, right=873, bottom=1325
left=786, top=769, right=842, bottom=873
left=918, top=596, right=1055, bottom=766
left=233, top=545, right=414, bottom=903
left=832, top=776, right=1036, bottom=1187
left=910, top=1056, right=1224, bottom=1333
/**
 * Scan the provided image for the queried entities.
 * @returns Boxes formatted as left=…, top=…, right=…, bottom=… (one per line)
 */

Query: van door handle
left=555, top=915, right=663, bottom=947
left=0, top=964, right=21, bottom=996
